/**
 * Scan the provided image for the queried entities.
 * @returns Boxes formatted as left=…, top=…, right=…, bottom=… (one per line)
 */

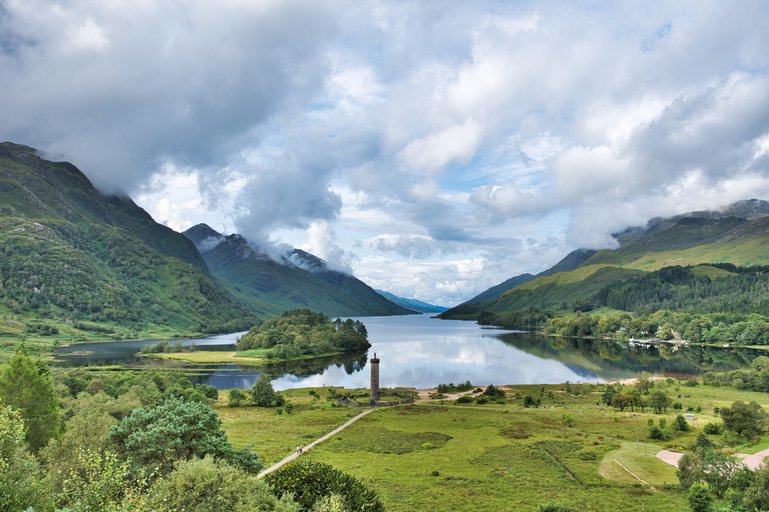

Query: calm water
left=53, top=314, right=757, bottom=390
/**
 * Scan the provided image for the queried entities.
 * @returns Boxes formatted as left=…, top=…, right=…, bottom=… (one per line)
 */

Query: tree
left=252, top=374, right=277, bottom=407
left=611, top=393, right=630, bottom=412
left=635, top=373, right=653, bottom=394
left=687, top=481, right=713, bottom=512
left=229, top=388, right=247, bottom=407
left=678, top=445, right=746, bottom=498
left=0, top=404, right=52, bottom=512
left=266, top=459, right=384, bottom=512
left=651, top=390, right=671, bottom=414
left=743, top=463, right=769, bottom=511
left=0, top=347, right=61, bottom=452
left=42, top=405, right=117, bottom=494
left=55, top=448, right=150, bottom=512
left=109, top=396, right=262, bottom=474
left=146, top=456, right=299, bottom=512
left=720, top=401, right=769, bottom=440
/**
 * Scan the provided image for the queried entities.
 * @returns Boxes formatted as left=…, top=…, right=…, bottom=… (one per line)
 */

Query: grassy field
left=218, top=381, right=769, bottom=512
left=144, top=349, right=347, bottom=365
left=215, top=387, right=360, bottom=464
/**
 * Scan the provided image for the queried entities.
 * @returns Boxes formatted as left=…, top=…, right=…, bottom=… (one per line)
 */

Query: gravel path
left=657, top=448, right=769, bottom=470
left=256, top=407, right=378, bottom=479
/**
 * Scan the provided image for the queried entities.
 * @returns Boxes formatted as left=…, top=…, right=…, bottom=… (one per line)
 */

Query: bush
left=687, top=481, right=713, bottom=512
left=147, top=456, right=298, bottom=512
left=539, top=505, right=574, bottom=512
left=673, top=415, right=690, bottom=432
left=109, top=397, right=262, bottom=474
left=252, top=375, right=277, bottom=407
left=266, top=460, right=384, bottom=512
left=229, top=389, right=246, bottom=407
left=703, top=422, right=723, bottom=435
left=523, top=395, right=540, bottom=408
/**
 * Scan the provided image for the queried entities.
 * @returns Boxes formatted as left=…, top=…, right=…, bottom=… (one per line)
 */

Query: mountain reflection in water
left=53, top=314, right=758, bottom=390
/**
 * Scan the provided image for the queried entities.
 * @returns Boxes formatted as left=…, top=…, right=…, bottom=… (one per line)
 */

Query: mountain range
left=374, top=290, right=447, bottom=313
left=441, top=199, right=769, bottom=323
left=183, top=224, right=411, bottom=317
left=0, top=142, right=409, bottom=342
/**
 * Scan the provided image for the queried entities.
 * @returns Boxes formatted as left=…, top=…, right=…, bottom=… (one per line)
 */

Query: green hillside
left=184, top=224, right=412, bottom=317
left=439, top=248, right=596, bottom=320
left=0, top=142, right=255, bottom=348
left=442, top=201, right=769, bottom=327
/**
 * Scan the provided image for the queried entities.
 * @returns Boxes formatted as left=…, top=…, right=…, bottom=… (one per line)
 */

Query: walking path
left=256, top=407, right=378, bottom=479
left=657, top=448, right=769, bottom=470
left=257, top=386, right=498, bottom=479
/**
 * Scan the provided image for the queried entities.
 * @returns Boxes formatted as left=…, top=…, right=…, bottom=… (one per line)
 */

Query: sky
left=2, top=1, right=769, bottom=307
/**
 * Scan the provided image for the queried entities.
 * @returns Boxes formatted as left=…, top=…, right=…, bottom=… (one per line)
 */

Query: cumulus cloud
left=3, top=1, right=769, bottom=305
left=0, top=0, right=339, bottom=193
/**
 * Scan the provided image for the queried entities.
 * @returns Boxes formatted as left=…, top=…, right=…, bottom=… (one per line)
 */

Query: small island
left=142, top=309, right=371, bottom=365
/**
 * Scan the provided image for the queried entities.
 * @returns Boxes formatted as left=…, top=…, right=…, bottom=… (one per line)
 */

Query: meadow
left=218, top=381, right=769, bottom=512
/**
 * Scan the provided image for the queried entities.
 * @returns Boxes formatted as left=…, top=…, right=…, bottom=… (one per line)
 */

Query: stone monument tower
left=370, top=352, right=380, bottom=402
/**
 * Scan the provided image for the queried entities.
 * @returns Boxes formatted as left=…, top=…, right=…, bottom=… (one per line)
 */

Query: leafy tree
left=601, top=385, right=617, bottom=405
left=55, top=448, right=151, bottom=512
left=651, top=390, right=671, bottom=414
left=146, top=456, right=299, bottom=512
left=109, top=396, right=261, bottom=474
left=720, top=401, right=769, bottom=440
left=252, top=374, right=277, bottom=407
left=611, top=393, right=630, bottom=412
left=673, top=414, right=690, bottom=432
left=229, top=388, right=247, bottom=407
left=0, top=347, right=61, bottom=451
left=635, top=373, right=653, bottom=394
left=0, top=404, right=52, bottom=512
left=266, top=459, right=384, bottom=512
left=743, top=463, right=769, bottom=512
left=687, top=481, right=713, bottom=512
left=678, top=444, right=746, bottom=498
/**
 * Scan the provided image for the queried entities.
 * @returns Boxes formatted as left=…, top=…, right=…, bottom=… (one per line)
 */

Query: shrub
left=703, top=422, right=723, bottom=435
left=147, top=456, right=298, bottom=512
left=673, top=415, right=690, bottom=432
left=229, top=389, right=246, bottom=407
left=687, top=481, right=712, bottom=512
left=266, top=460, right=384, bottom=512
left=109, top=397, right=262, bottom=474
left=523, top=395, right=540, bottom=408
left=251, top=375, right=276, bottom=407
left=539, top=505, right=574, bottom=512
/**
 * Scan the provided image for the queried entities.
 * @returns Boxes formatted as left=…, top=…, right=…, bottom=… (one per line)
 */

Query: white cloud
left=3, top=1, right=769, bottom=305
left=398, top=118, right=482, bottom=173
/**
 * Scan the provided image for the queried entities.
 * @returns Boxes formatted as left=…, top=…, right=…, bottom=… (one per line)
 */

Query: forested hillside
left=236, top=309, right=370, bottom=359
left=184, top=224, right=411, bottom=317
left=441, top=201, right=769, bottom=345
left=0, top=142, right=255, bottom=343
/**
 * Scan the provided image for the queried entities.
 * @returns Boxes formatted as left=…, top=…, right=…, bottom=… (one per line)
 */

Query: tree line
left=0, top=348, right=383, bottom=511
left=236, top=309, right=371, bottom=359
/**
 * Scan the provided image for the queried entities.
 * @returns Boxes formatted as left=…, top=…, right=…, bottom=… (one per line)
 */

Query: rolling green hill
left=0, top=142, right=255, bottom=345
left=439, top=248, right=596, bottom=320
left=184, top=224, right=412, bottom=317
left=441, top=201, right=769, bottom=325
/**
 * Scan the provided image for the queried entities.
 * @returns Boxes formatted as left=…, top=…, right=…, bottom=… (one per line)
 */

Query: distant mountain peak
left=286, top=248, right=332, bottom=273
left=720, top=198, right=769, bottom=220
left=613, top=199, right=769, bottom=246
